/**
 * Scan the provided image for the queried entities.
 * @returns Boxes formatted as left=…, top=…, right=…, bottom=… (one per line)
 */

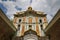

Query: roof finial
left=28, top=6, right=32, bottom=11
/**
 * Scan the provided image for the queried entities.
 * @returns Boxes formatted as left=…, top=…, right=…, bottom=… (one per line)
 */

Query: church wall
left=13, top=15, right=48, bottom=36
left=13, top=7, right=48, bottom=37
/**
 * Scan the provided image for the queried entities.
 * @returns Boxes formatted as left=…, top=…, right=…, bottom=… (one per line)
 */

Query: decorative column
left=21, top=17, right=26, bottom=36
left=35, top=17, right=40, bottom=35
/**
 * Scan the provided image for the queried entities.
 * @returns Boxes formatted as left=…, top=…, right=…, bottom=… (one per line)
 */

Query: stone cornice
left=14, top=10, right=46, bottom=17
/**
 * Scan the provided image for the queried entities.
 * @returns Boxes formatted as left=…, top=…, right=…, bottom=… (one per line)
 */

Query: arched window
left=39, top=19, right=42, bottom=23
left=19, top=19, right=21, bottom=23
left=18, top=24, right=20, bottom=30
left=40, top=24, right=43, bottom=30
left=29, top=25, right=32, bottom=29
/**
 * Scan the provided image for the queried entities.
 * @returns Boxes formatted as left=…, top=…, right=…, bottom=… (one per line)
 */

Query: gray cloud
left=0, top=0, right=60, bottom=23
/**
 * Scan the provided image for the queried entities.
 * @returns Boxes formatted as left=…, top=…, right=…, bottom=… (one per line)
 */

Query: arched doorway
left=23, top=29, right=38, bottom=40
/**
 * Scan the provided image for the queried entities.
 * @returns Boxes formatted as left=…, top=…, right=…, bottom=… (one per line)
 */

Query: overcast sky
left=0, top=0, right=60, bottom=23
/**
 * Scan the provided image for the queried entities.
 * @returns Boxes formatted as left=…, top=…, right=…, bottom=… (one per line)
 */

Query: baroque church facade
left=0, top=6, right=60, bottom=40
left=13, top=7, right=48, bottom=40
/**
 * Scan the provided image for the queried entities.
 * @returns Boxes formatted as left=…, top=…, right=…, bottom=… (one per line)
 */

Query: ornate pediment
left=24, top=29, right=37, bottom=35
left=14, top=10, right=46, bottom=17
left=14, top=7, right=46, bottom=17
